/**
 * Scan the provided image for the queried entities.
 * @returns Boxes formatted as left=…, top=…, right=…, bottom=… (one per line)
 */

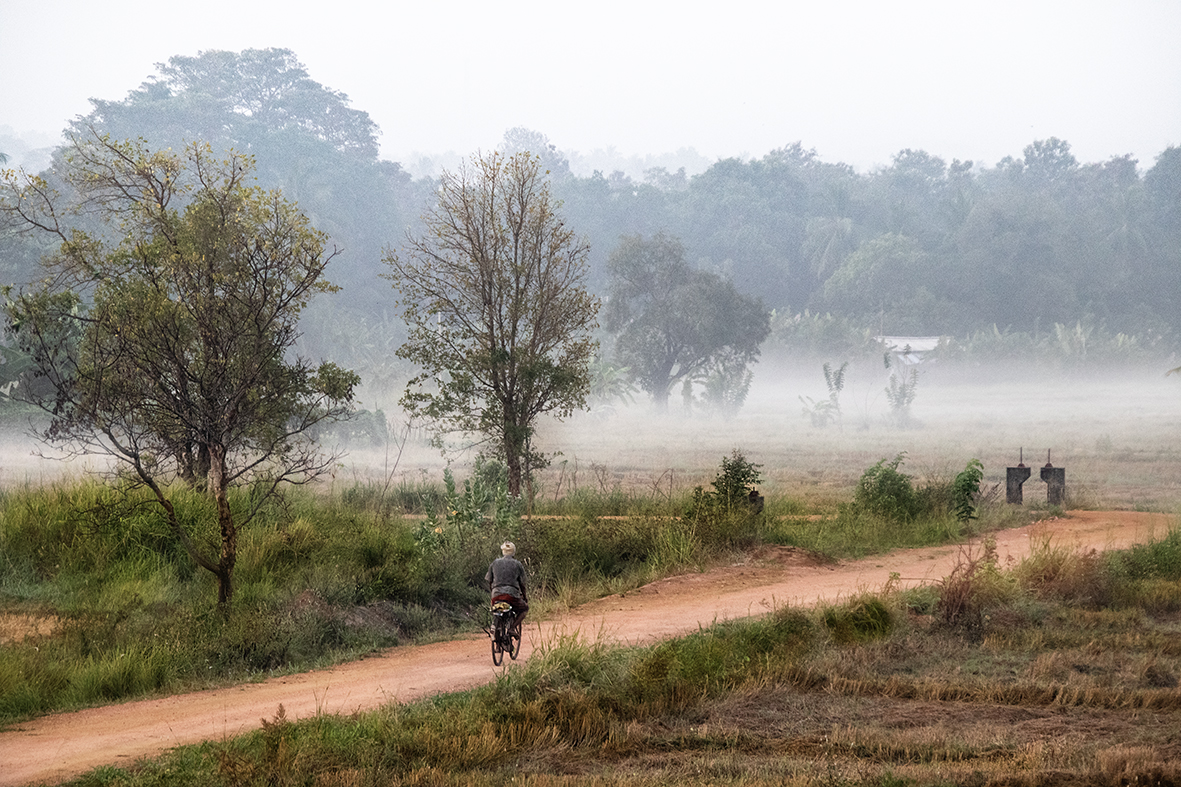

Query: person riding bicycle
left=486, top=541, right=528, bottom=636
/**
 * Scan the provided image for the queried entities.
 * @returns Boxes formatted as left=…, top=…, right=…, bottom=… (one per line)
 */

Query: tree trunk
left=209, top=445, right=237, bottom=608
left=652, top=381, right=673, bottom=412
left=504, top=440, right=523, bottom=497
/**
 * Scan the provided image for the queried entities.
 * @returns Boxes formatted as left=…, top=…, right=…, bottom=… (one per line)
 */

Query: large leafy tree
left=605, top=233, right=770, bottom=411
left=70, top=47, right=425, bottom=326
left=385, top=151, right=600, bottom=496
left=79, top=47, right=380, bottom=160
left=74, top=48, right=439, bottom=400
left=818, top=232, right=953, bottom=332
left=1, top=131, right=358, bottom=607
left=676, top=153, right=810, bottom=308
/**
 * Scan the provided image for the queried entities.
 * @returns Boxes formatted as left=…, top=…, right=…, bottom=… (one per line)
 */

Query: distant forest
left=3, top=48, right=1179, bottom=394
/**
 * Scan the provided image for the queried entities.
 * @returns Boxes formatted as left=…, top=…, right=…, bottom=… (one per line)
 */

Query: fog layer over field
left=2, top=361, right=1178, bottom=510
left=537, top=360, right=1181, bottom=510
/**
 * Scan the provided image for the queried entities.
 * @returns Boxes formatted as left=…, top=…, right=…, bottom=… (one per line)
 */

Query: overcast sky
left=3, top=0, right=1179, bottom=172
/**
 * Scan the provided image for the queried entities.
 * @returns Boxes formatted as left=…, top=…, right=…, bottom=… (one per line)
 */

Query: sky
left=2, top=0, right=1179, bottom=173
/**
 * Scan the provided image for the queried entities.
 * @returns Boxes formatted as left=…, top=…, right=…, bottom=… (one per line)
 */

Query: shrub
left=952, top=459, right=984, bottom=525
left=1013, top=541, right=1114, bottom=608
left=683, top=450, right=765, bottom=548
left=1110, top=529, right=1181, bottom=582
left=936, top=537, right=1016, bottom=633
left=853, top=453, right=922, bottom=522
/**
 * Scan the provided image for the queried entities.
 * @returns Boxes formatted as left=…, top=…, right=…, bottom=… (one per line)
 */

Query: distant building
left=874, top=336, right=944, bottom=366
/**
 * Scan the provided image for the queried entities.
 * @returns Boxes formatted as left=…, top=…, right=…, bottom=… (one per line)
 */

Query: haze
left=3, top=0, right=1179, bottom=172
left=3, top=0, right=1181, bottom=504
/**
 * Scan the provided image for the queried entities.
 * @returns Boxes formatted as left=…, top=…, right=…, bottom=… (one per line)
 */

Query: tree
left=66, top=47, right=441, bottom=400
left=605, top=233, right=770, bottom=411
left=80, top=48, right=380, bottom=160
left=1022, top=137, right=1079, bottom=188
left=385, top=151, right=599, bottom=497
left=498, top=127, right=571, bottom=181
left=819, top=233, right=937, bottom=322
left=1, top=130, right=358, bottom=607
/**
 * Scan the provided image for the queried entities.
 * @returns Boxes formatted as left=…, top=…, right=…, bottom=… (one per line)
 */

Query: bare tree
left=385, top=151, right=599, bottom=496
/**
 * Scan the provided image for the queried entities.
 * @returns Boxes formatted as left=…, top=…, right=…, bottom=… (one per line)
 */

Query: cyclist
left=486, top=540, right=528, bottom=636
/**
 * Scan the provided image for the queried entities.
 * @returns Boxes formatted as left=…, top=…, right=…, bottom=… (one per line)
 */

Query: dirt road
left=0, top=511, right=1173, bottom=787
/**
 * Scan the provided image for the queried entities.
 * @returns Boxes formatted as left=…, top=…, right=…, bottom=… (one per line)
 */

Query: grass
left=0, top=444, right=1042, bottom=727
left=48, top=526, right=1181, bottom=787
left=2, top=388, right=1179, bottom=784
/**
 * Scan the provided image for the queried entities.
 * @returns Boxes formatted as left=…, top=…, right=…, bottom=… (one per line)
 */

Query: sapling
left=883, top=353, right=918, bottom=428
left=799, top=361, right=848, bottom=428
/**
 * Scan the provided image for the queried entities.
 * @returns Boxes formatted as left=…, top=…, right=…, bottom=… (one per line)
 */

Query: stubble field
left=338, top=361, right=1181, bottom=513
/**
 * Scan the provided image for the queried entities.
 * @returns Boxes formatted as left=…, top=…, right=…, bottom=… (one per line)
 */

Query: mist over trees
left=4, top=47, right=1181, bottom=417
left=556, top=139, right=1181, bottom=345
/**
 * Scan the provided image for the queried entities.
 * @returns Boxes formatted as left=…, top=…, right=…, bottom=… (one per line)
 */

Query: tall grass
left=0, top=451, right=1033, bottom=724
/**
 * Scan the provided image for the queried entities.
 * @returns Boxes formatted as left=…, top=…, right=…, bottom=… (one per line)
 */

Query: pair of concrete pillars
left=1006, top=450, right=1066, bottom=506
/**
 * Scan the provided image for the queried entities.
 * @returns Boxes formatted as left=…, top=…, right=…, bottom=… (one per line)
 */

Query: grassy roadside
left=0, top=455, right=1039, bottom=725
left=58, top=527, right=1181, bottom=787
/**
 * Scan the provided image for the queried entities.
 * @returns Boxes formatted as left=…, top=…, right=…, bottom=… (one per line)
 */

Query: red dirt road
left=0, top=510, right=1173, bottom=787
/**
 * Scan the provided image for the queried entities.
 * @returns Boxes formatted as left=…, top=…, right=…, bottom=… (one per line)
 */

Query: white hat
left=501, top=541, right=516, bottom=555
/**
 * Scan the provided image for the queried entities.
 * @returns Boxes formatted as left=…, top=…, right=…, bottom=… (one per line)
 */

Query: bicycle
left=489, top=600, right=521, bottom=665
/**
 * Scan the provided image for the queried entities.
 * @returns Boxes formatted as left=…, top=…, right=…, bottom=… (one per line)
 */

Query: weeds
left=823, top=595, right=894, bottom=645
left=852, top=453, right=921, bottom=522
left=883, top=355, right=919, bottom=428
left=683, top=450, right=765, bottom=549
left=952, top=459, right=984, bottom=526
left=936, top=537, right=1014, bottom=635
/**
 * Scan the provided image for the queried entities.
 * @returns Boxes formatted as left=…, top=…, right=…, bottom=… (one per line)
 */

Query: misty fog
left=3, top=47, right=1180, bottom=515
left=2, top=338, right=1179, bottom=515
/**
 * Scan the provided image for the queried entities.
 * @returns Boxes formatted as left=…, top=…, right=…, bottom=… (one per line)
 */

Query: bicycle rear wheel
left=491, top=617, right=506, bottom=665
left=508, top=623, right=521, bottom=660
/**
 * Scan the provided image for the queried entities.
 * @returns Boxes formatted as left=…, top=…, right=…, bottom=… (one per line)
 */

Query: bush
left=1109, top=529, right=1181, bottom=582
left=936, top=537, right=1017, bottom=633
left=823, top=595, right=893, bottom=644
left=682, top=450, right=765, bottom=548
left=853, top=453, right=922, bottom=522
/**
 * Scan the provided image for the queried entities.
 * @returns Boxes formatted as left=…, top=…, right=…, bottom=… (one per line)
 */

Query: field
left=338, top=362, right=1181, bottom=512
left=2, top=364, right=1181, bottom=786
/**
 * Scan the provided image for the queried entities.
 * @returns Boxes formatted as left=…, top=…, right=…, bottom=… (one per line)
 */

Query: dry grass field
left=529, top=364, right=1181, bottom=512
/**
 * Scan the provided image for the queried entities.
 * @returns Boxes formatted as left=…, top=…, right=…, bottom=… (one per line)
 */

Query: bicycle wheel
left=508, top=625, right=521, bottom=660
left=491, top=616, right=505, bottom=665
left=491, top=628, right=504, bottom=665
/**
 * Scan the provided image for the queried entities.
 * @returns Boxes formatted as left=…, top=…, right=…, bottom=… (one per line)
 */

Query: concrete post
left=747, top=489, right=765, bottom=515
left=1006, top=465, right=1032, bottom=504
left=1041, top=465, right=1066, bottom=506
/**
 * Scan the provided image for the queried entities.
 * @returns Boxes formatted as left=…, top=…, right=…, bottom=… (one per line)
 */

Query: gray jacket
left=486, top=555, right=527, bottom=599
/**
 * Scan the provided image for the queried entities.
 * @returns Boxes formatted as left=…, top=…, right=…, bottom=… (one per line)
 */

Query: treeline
left=3, top=48, right=1179, bottom=385
left=551, top=140, right=1181, bottom=343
